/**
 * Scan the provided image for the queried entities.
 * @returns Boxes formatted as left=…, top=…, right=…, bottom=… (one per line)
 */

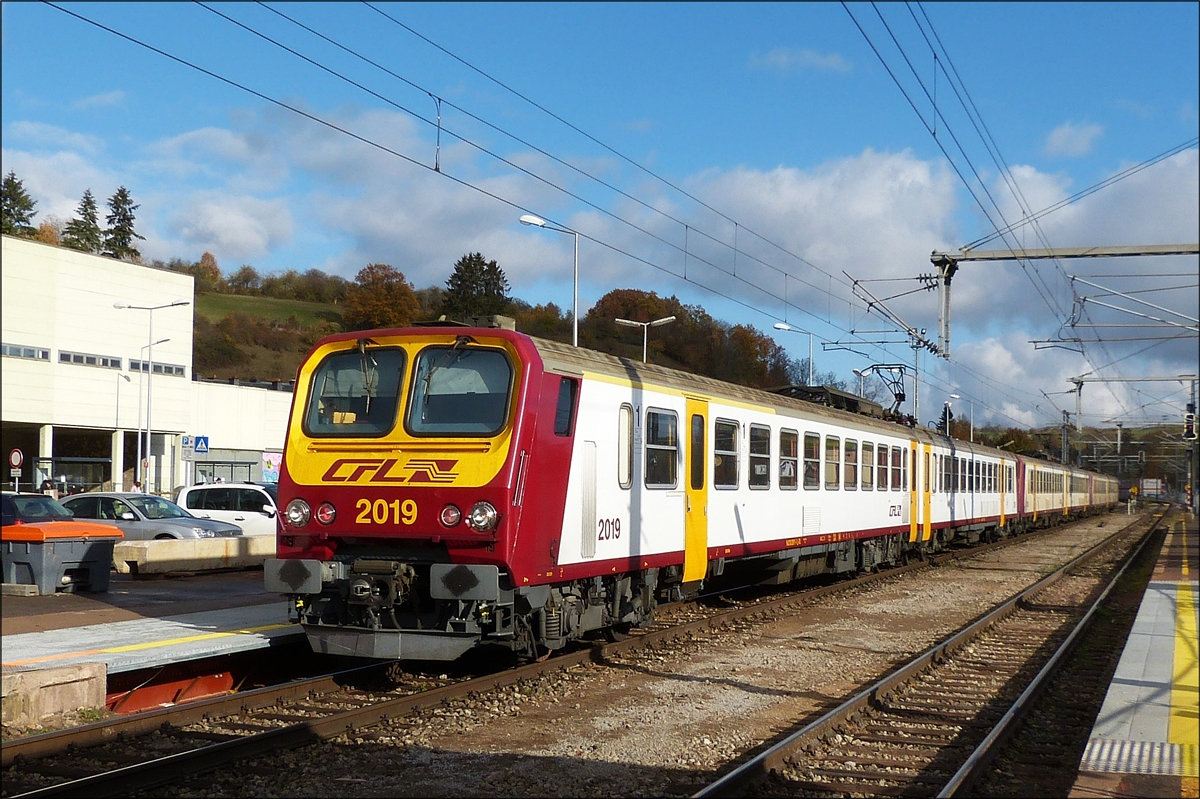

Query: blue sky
left=3, top=2, right=1197, bottom=432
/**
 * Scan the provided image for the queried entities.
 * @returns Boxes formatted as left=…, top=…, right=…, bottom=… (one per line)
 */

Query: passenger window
left=844, top=439, right=858, bottom=490
left=891, top=447, right=903, bottom=490
left=645, top=409, right=678, bottom=489
left=749, top=424, right=770, bottom=489
left=618, top=404, right=633, bottom=490
left=803, top=433, right=820, bottom=490
left=554, top=377, right=579, bottom=437
left=689, top=414, right=704, bottom=491
left=825, top=436, right=840, bottom=490
left=779, top=429, right=798, bottom=490
left=877, top=445, right=889, bottom=490
left=861, top=442, right=874, bottom=490
left=714, top=420, right=739, bottom=488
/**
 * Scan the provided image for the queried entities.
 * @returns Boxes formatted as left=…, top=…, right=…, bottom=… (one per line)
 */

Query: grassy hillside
left=195, top=293, right=342, bottom=327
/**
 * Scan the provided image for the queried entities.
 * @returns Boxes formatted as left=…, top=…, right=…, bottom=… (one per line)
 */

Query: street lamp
left=115, top=373, right=131, bottom=429
left=115, top=300, right=189, bottom=492
left=949, top=393, right=973, bottom=443
left=131, top=338, right=169, bottom=490
left=519, top=214, right=579, bottom=347
left=853, top=368, right=867, bottom=398
left=615, top=315, right=676, bottom=363
left=774, top=322, right=814, bottom=386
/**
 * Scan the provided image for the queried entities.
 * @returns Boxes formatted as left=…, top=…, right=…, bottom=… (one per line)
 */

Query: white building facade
left=1, top=236, right=291, bottom=495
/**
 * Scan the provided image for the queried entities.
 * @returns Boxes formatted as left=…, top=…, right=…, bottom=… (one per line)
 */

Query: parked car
left=59, top=493, right=242, bottom=540
left=174, top=483, right=279, bottom=537
left=2, top=491, right=122, bottom=537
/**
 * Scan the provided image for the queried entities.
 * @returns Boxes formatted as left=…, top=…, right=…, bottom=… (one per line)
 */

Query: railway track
left=694, top=508, right=1167, bottom=798
left=0, top=513, right=1135, bottom=798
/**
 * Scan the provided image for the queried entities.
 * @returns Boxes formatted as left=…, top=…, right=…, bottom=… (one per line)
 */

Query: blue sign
left=193, top=436, right=210, bottom=454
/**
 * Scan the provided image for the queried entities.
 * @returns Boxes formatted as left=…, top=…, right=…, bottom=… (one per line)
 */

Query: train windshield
left=408, top=346, right=513, bottom=435
left=304, top=346, right=406, bottom=437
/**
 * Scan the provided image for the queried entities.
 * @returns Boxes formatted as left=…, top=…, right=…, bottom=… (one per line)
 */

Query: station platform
left=1072, top=509, right=1199, bottom=799
left=1, top=570, right=300, bottom=676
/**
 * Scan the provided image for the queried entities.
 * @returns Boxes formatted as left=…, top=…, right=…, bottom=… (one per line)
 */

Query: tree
left=61, top=189, right=103, bottom=253
left=34, top=217, right=65, bottom=246
left=228, top=265, right=262, bottom=294
left=102, top=186, right=145, bottom=261
left=341, top=263, right=421, bottom=331
left=442, top=252, right=511, bottom=319
left=2, top=171, right=38, bottom=237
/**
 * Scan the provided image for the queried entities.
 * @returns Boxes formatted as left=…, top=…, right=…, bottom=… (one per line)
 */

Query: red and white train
left=264, top=324, right=1119, bottom=661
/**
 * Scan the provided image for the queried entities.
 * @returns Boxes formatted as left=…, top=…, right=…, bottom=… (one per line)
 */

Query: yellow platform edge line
left=1170, top=581, right=1199, bottom=763
left=1, top=623, right=294, bottom=668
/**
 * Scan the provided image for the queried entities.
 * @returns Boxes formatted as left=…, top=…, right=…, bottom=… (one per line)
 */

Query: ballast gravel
left=153, top=515, right=1125, bottom=799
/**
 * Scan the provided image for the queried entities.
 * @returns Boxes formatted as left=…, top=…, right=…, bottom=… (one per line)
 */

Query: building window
left=59, top=350, right=122, bottom=369
left=779, top=429, right=798, bottom=490
left=2, top=343, right=50, bottom=361
left=130, top=359, right=185, bottom=377
left=713, top=419, right=739, bottom=489
left=748, top=424, right=770, bottom=489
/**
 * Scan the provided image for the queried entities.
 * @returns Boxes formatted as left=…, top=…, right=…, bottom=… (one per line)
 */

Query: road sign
left=8, top=449, right=23, bottom=469
left=10, top=468, right=21, bottom=478
left=182, top=435, right=192, bottom=449
left=194, top=436, right=209, bottom=454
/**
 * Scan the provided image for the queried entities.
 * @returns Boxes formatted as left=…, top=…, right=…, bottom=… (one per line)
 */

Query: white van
left=176, top=482, right=279, bottom=537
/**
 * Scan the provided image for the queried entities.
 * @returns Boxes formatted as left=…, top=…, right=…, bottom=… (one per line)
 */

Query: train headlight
left=440, top=504, right=462, bottom=527
left=285, top=499, right=311, bottom=528
left=466, top=501, right=499, bottom=532
left=315, top=502, right=336, bottom=525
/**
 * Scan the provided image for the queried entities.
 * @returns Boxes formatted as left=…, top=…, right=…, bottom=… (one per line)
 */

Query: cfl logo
left=321, top=458, right=458, bottom=484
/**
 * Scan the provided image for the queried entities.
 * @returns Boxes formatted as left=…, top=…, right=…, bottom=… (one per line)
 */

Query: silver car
left=60, top=493, right=243, bottom=540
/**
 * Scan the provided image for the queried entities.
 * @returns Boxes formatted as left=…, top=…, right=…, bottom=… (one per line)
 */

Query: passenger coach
left=265, top=323, right=1118, bottom=661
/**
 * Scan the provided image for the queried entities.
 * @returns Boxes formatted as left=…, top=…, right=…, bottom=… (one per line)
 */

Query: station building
left=1, top=235, right=291, bottom=496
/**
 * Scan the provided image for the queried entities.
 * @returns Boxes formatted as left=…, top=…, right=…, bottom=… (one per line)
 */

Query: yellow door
left=922, top=444, right=932, bottom=542
left=684, top=398, right=708, bottom=583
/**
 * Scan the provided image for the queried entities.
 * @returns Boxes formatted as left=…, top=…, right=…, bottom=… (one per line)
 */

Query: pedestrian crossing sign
left=194, top=436, right=209, bottom=454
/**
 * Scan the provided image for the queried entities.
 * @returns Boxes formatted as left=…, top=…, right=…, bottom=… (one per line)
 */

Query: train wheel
left=603, top=622, right=633, bottom=643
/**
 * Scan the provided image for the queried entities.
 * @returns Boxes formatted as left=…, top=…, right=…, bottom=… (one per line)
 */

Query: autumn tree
left=228, top=264, right=262, bottom=294
left=102, top=186, right=145, bottom=261
left=341, top=263, right=420, bottom=331
left=2, top=171, right=38, bottom=237
left=34, top=217, right=65, bottom=246
left=442, top=252, right=511, bottom=319
left=61, top=189, right=103, bottom=253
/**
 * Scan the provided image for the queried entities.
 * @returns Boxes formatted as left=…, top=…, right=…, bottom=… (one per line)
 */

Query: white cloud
left=1044, top=122, right=1103, bottom=157
left=71, top=90, right=126, bottom=110
left=167, top=194, right=294, bottom=263
left=749, top=47, right=852, bottom=73
left=5, top=121, right=103, bottom=155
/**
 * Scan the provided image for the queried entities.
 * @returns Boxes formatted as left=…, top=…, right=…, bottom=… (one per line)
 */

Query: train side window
left=617, top=404, right=633, bottom=490
left=943, top=455, right=952, bottom=492
left=749, top=424, right=771, bottom=489
left=825, top=436, right=840, bottom=490
left=803, top=433, right=820, bottom=490
left=925, top=451, right=932, bottom=494
left=689, top=413, right=705, bottom=491
left=779, top=429, right=798, bottom=490
left=877, top=445, right=889, bottom=490
left=861, top=442, right=874, bottom=490
left=645, top=409, right=679, bottom=489
left=844, top=439, right=858, bottom=490
left=891, top=446, right=903, bottom=491
left=554, top=377, right=579, bottom=436
left=714, top=419, right=739, bottom=489
left=906, top=447, right=913, bottom=492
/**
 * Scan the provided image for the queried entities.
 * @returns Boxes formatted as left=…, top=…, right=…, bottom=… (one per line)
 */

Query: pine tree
left=443, top=252, right=511, bottom=319
left=102, top=186, right=145, bottom=261
left=1, top=171, right=38, bottom=237
left=61, top=189, right=103, bottom=253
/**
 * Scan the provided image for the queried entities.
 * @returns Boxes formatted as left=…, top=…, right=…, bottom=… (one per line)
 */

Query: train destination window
left=844, top=439, right=858, bottom=490
left=689, top=414, right=704, bottom=491
left=306, top=346, right=406, bottom=437
left=408, top=345, right=513, bottom=436
left=861, top=442, right=874, bottom=490
left=877, top=445, right=889, bottom=490
left=618, top=404, right=633, bottom=489
left=646, top=409, right=679, bottom=489
left=779, top=429, right=798, bottom=490
left=803, top=433, right=820, bottom=490
left=714, top=420, right=739, bottom=488
left=824, top=436, right=840, bottom=490
left=749, top=424, right=770, bottom=489
left=891, top=446, right=903, bottom=491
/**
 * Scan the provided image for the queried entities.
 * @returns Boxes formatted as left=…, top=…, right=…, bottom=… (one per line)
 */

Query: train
left=263, top=321, right=1120, bottom=662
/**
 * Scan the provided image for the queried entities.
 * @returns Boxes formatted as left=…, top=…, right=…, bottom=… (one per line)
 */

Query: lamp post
left=116, top=300, right=189, bottom=492
left=132, top=338, right=169, bottom=490
left=949, top=393, right=973, bottom=442
left=773, top=322, right=814, bottom=386
left=615, top=316, right=676, bottom=363
left=853, top=368, right=866, bottom=398
left=115, top=373, right=131, bottom=429
left=519, top=214, right=579, bottom=347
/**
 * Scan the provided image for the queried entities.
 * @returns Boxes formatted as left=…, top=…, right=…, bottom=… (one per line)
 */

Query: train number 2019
left=356, top=498, right=418, bottom=525
left=597, top=518, right=621, bottom=540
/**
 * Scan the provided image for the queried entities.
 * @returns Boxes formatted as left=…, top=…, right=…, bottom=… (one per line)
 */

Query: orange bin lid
left=2, top=520, right=124, bottom=543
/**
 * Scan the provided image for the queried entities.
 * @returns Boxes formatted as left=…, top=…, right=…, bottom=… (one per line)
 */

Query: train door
left=684, top=398, right=708, bottom=583
left=908, top=441, right=930, bottom=543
